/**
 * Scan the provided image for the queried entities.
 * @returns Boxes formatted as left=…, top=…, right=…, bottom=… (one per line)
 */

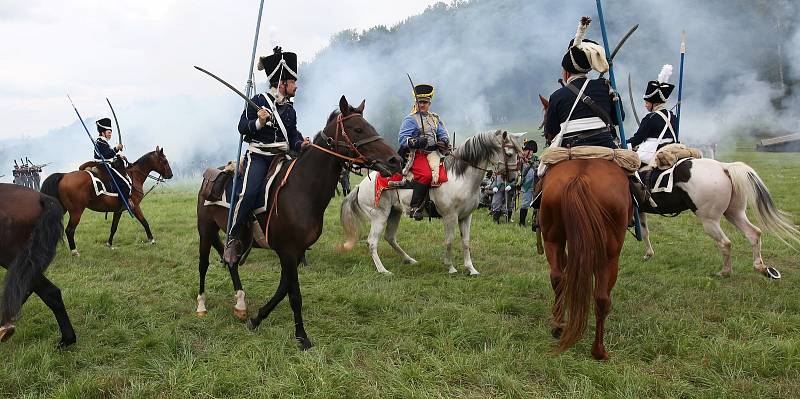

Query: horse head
left=538, top=94, right=554, bottom=145
left=146, top=146, right=174, bottom=179
left=491, top=130, right=524, bottom=178
left=317, top=95, right=402, bottom=177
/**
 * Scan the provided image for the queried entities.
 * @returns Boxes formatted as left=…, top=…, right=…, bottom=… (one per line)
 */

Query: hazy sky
left=0, top=0, right=443, bottom=140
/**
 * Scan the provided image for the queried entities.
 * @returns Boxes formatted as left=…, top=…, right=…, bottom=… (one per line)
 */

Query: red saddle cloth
left=373, top=164, right=448, bottom=206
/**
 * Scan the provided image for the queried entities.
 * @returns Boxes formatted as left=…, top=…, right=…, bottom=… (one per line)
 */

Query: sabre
left=675, top=30, right=686, bottom=140
left=106, top=98, right=123, bottom=146
left=627, top=73, right=641, bottom=127
left=406, top=73, right=426, bottom=140
left=596, top=0, right=642, bottom=241
left=67, top=95, right=134, bottom=217
left=610, top=24, right=639, bottom=60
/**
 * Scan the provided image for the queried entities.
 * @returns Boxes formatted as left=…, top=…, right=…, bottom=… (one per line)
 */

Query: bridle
left=450, top=133, right=520, bottom=177
left=311, top=113, right=384, bottom=169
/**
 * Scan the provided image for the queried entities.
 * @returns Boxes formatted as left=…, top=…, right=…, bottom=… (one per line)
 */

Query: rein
left=310, top=113, right=383, bottom=166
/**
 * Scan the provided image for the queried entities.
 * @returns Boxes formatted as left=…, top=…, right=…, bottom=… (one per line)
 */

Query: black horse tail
left=1, top=195, right=64, bottom=322
left=40, top=173, right=65, bottom=211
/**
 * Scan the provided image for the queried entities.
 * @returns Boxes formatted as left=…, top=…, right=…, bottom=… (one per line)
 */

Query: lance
left=106, top=98, right=123, bottom=146
left=223, top=0, right=266, bottom=243
left=67, top=95, right=135, bottom=217
left=627, top=73, right=641, bottom=127
left=595, top=0, right=642, bottom=241
left=675, top=31, right=686, bottom=140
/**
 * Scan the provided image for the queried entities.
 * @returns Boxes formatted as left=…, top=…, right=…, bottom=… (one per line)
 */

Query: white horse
left=640, top=158, right=799, bottom=277
left=340, top=130, right=523, bottom=275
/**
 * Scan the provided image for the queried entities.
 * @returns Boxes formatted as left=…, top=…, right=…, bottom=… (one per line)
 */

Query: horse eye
left=355, top=128, right=363, bottom=133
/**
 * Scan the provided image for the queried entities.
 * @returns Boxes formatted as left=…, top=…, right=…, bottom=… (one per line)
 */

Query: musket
left=106, top=98, right=123, bottom=146
left=67, top=95, right=135, bottom=217
left=595, top=0, right=642, bottom=241
left=223, top=0, right=265, bottom=244
left=675, top=30, right=686, bottom=140
left=406, top=73, right=426, bottom=141
left=627, top=73, right=641, bottom=127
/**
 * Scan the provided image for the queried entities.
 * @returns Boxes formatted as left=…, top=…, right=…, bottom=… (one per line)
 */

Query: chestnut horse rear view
left=541, top=159, right=632, bottom=360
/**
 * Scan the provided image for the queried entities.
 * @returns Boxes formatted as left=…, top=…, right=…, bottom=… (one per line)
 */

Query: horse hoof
left=70, top=250, right=80, bottom=257
left=233, top=308, right=248, bottom=321
left=448, top=267, right=458, bottom=274
left=0, top=324, right=15, bottom=342
left=196, top=310, right=208, bottom=317
left=246, top=319, right=258, bottom=331
left=468, top=270, right=481, bottom=276
left=149, top=239, right=156, bottom=245
left=402, top=258, right=418, bottom=265
left=551, top=327, right=563, bottom=339
left=715, top=271, right=731, bottom=278
left=57, top=335, right=76, bottom=348
left=297, top=337, right=314, bottom=350
left=591, top=350, right=610, bottom=361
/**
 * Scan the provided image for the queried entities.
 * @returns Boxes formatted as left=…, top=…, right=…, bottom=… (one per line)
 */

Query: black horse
left=196, top=96, right=401, bottom=349
left=0, top=183, right=76, bottom=347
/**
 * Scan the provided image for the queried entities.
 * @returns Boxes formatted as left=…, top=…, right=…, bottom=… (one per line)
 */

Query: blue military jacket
left=94, top=136, right=118, bottom=161
left=397, top=112, right=448, bottom=149
left=238, top=93, right=303, bottom=153
left=544, top=77, right=623, bottom=138
left=627, top=109, right=678, bottom=147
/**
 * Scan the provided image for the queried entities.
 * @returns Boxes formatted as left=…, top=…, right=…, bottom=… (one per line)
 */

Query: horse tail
left=1, top=194, right=64, bottom=322
left=40, top=173, right=65, bottom=211
left=559, top=175, right=610, bottom=351
left=339, top=186, right=364, bottom=252
left=725, top=162, right=800, bottom=247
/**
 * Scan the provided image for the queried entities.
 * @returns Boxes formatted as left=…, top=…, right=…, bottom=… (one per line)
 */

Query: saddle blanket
left=202, top=158, right=286, bottom=215
left=540, top=146, right=640, bottom=174
left=373, top=164, right=448, bottom=207
left=84, top=170, right=131, bottom=198
left=646, top=157, right=692, bottom=194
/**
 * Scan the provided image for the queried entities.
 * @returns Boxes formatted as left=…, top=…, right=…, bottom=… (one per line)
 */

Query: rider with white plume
left=627, top=64, right=679, bottom=165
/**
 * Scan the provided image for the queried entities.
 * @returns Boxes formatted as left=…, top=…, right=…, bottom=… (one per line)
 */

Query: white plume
left=573, top=16, right=591, bottom=47
left=658, top=64, right=673, bottom=83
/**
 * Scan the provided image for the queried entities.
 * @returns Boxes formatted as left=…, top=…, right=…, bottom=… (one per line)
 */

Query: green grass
left=1, top=150, right=799, bottom=398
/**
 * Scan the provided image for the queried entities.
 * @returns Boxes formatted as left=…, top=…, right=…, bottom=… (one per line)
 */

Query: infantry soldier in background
left=517, top=139, right=538, bottom=227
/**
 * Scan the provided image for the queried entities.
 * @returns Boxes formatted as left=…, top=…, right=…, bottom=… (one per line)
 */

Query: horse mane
left=327, top=109, right=341, bottom=124
left=444, top=131, right=499, bottom=176
left=130, top=151, right=156, bottom=167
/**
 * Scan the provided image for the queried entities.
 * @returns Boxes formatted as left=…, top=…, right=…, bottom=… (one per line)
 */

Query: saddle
left=200, top=163, right=234, bottom=202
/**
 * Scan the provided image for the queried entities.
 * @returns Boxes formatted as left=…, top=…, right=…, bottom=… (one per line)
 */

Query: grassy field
left=1, top=150, right=799, bottom=398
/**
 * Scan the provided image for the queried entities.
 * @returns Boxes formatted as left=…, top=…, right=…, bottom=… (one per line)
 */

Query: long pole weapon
left=106, top=98, right=123, bottom=146
left=595, top=0, right=642, bottom=241
left=67, top=95, right=135, bottom=217
left=225, top=0, right=266, bottom=243
left=675, top=30, right=686, bottom=140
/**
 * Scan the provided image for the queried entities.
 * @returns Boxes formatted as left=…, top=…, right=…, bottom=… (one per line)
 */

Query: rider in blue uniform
left=224, top=46, right=307, bottom=265
left=94, top=118, right=131, bottom=202
left=627, top=64, right=679, bottom=166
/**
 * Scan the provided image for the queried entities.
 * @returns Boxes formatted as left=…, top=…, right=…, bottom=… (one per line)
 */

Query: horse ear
left=355, top=99, right=365, bottom=114
left=156, top=145, right=160, bottom=153
left=339, top=95, right=349, bottom=115
left=539, top=94, right=549, bottom=109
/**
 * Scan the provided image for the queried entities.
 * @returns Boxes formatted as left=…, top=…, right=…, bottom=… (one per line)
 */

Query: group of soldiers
left=11, top=159, right=47, bottom=190
left=216, top=14, right=680, bottom=262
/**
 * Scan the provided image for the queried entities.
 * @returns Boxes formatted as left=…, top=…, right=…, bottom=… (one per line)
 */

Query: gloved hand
left=407, top=136, right=428, bottom=149
left=505, top=185, right=512, bottom=192
left=492, top=187, right=499, bottom=193
left=436, top=140, right=451, bottom=155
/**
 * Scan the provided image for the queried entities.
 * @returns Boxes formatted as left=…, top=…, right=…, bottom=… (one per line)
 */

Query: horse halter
left=312, top=113, right=384, bottom=168
left=495, top=134, right=521, bottom=178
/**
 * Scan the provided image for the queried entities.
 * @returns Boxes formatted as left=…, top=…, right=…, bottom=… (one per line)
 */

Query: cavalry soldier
left=224, top=46, right=306, bottom=264
left=397, top=83, right=450, bottom=220
left=94, top=117, right=131, bottom=202
left=544, top=17, right=623, bottom=150
left=627, top=64, right=678, bottom=165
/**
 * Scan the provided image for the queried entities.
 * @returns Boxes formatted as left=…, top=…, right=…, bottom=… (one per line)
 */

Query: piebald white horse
left=340, top=130, right=523, bottom=275
left=640, top=158, right=799, bottom=277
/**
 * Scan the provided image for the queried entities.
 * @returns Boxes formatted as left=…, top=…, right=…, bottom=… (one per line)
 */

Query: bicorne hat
left=643, top=64, right=675, bottom=104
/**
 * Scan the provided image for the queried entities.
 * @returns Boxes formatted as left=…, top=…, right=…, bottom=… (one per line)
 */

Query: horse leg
left=248, top=271, right=289, bottom=330
left=442, top=214, right=459, bottom=274
left=700, top=217, right=733, bottom=277
left=106, top=209, right=124, bottom=248
left=31, top=276, right=76, bottom=347
left=196, top=224, right=214, bottom=317
left=65, top=209, right=84, bottom=256
left=591, top=256, right=619, bottom=361
left=282, top=252, right=313, bottom=350
left=458, top=214, right=479, bottom=275
left=229, top=263, right=247, bottom=321
left=724, top=209, right=765, bottom=274
left=367, top=209, right=392, bottom=274
left=544, top=241, right=567, bottom=338
left=641, top=212, right=655, bottom=261
left=132, top=206, right=155, bottom=244
left=384, top=208, right=417, bottom=265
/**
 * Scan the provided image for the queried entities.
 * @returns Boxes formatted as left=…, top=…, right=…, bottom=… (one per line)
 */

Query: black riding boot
left=492, top=210, right=501, bottom=224
left=408, top=181, right=429, bottom=221
left=519, top=208, right=528, bottom=227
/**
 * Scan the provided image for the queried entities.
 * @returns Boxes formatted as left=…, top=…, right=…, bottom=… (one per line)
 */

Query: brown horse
left=196, top=96, right=401, bottom=349
left=539, top=96, right=633, bottom=360
left=0, top=183, right=76, bottom=347
left=40, top=147, right=173, bottom=255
